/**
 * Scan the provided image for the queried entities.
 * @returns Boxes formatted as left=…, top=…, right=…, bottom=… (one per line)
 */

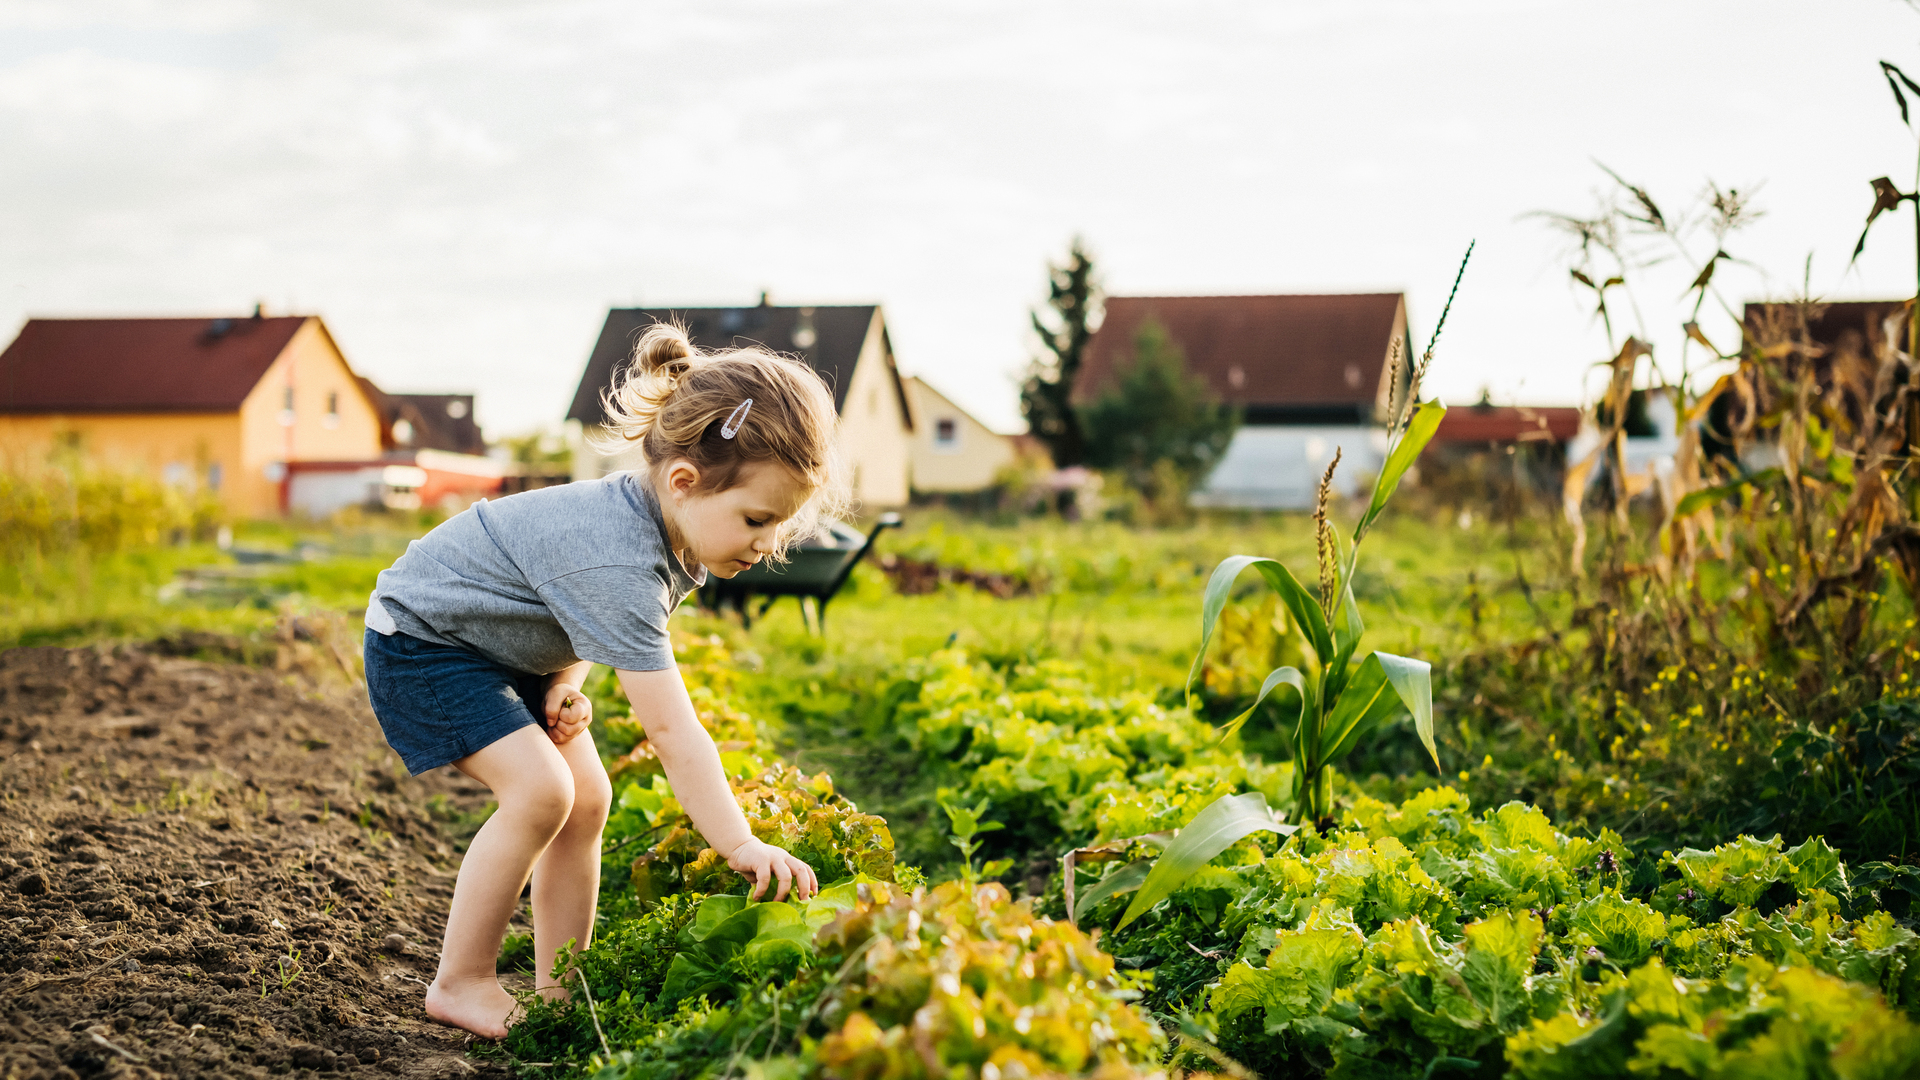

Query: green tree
left=1080, top=318, right=1238, bottom=506
left=1020, top=237, right=1099, bottom=468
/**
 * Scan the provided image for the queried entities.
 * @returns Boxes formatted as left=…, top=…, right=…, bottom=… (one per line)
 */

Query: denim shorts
left=363, top=629, right=550, bottom=775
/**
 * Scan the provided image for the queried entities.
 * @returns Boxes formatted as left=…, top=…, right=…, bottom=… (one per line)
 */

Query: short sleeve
left=535, top=565, right=677, bottom=671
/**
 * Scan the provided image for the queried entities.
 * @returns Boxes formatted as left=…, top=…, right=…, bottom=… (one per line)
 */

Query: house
left=567, top=300, right=914, bottom=508
left=1078, top=294, right=1410, bottom=509
left=904, top=376, right=1028, bottom=494
left=355, top=380, right=506, bottom=510
left=0, top=312, right=388, bottom=517
left=1434, top=401, right=1583, bottom=461
left=1732, top=300, right=1912, bottom=458
left=1430, top=400, right=1584, bottom=492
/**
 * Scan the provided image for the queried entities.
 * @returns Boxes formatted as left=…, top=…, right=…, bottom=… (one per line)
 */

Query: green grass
left=0, top=516, right=429, bottom=649
left=744, top=506, right=1565, bottom=670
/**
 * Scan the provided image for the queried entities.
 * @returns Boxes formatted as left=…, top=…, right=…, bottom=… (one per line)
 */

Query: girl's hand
left=544, top=683, right=592, bottom=745
left=726, top=838, right=818, bottom=903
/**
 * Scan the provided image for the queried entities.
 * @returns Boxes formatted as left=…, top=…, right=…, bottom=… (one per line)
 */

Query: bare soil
left=0, top=639, right=512, bottom=1080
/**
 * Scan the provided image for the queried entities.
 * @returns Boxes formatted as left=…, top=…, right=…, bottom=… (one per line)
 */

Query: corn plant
left=1853, top=61, right=1920, bottom=360
left=1201, top=426, right=1444, bottom=817
left=1111, top=246, right=1471, bottom=929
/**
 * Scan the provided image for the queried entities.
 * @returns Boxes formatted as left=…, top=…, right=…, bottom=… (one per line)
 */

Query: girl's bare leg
left=531, top=730, right=614, bottom=1000
left=424, top=726, right=575, bottom=1039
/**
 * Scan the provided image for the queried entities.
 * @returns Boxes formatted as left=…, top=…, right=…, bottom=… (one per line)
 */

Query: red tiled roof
left=1077, top=294, right=1407, bottom=416
left=1434, top=405, right=1582, bottom=445
left=0, top=316, right=309, bottom=414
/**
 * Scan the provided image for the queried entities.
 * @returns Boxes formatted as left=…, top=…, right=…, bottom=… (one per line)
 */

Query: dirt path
left=0, top=641, right=511, bottom=1080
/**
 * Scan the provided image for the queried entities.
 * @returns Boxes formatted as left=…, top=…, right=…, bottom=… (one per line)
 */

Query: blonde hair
left=598, top=321, right=848, bottom=556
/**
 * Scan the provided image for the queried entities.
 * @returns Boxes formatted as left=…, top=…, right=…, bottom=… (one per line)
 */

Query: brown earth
left=0, top=638, right=514, bottom=1080
left=873, top=554, right=1029, bottom=599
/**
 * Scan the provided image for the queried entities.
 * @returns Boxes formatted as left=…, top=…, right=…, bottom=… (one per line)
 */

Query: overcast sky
left=3, top=0, right=1918, bottom=436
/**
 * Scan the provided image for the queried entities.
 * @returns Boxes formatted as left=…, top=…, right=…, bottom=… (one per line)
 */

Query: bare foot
left=424, top=976, right=520, bottom=1040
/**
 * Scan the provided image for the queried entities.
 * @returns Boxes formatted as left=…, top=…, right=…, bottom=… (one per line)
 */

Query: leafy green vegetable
left=1568, top=890, right=1667, bottom=967
left=1509, top=958, right=1920, bottom=1079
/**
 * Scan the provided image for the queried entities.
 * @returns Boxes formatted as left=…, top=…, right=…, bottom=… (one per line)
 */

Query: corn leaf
left=1356, top=400, right=1447, bottom=541
left=1373, top=650, right=1438, bottom=769
left=1118, top=792, right=1292, bottom=929
left=1323, top=581, right=1366, bottom=710
left=1073, top=860, right=1151, bottom=924
left=1673, top=468, right=1781, bottom=518
left=1317, top=654, right=1404, bottom=763
left=1189, top=557, right=1330, bottom=704
left=1219, top=665, right=1305, bottom=742
left=1252, top=560, right=1333, bottom=664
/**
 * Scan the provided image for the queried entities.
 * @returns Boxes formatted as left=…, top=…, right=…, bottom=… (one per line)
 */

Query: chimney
left=758, top=290, right=770, bottom=308
left=252, top=302, right=264, bottom=320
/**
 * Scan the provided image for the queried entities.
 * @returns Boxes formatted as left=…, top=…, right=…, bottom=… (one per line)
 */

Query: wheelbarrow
left=698, top=512, right=901, bottom=631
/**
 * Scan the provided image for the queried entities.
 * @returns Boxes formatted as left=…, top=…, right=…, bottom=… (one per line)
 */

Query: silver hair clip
left=720, top=398, right=753, bottom=439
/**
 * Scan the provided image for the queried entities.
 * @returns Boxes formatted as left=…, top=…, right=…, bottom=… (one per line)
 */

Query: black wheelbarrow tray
left=697, top=512, right=900, bottom=631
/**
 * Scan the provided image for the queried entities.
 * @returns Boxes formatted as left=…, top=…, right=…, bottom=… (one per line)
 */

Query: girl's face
left=663, top=460, right=813, bottom=578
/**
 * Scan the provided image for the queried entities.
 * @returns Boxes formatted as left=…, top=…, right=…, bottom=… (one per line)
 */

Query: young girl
left=361, top=323, right=841, bottom=1039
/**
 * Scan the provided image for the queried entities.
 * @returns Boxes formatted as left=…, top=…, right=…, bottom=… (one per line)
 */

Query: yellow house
left=568, top=300, right=915, bottom=508
left=0, top=313, right=386, bottom=517
left=904, top=376, right=1024, bottom=493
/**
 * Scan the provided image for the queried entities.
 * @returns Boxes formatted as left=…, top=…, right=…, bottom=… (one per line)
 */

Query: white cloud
left=0, top=0, right=1915, bottom=435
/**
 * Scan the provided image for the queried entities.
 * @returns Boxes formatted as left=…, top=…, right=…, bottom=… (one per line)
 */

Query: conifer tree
left=1020, top=238, right=1099, bottom=468
left=1081, top=318, right=1239, bottom=503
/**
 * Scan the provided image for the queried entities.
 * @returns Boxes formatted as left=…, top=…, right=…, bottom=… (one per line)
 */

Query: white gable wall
left=906, top=376, right=1016, bottom=493
left=833, top=310, right=912, bottom=509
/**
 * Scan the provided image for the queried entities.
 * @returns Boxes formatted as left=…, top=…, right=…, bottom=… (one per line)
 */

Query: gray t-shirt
left=364, top=472, right=705, bottom=674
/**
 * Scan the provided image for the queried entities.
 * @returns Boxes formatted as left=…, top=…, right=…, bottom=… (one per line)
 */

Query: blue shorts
left=362, top=629, right=550, bottom=775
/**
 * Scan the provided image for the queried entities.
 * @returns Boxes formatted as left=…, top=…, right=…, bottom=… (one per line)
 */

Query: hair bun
left=634, top=322, right=696, bottom=380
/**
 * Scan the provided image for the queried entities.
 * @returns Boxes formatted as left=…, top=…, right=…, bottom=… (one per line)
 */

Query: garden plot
left=0, top=643, right=506, bottom=1080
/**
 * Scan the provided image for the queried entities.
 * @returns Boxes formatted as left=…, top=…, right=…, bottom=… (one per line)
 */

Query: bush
left=0, top=465, right=222, bottom=557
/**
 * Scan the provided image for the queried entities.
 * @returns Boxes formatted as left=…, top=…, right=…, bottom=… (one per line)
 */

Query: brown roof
left=568, top=303, right=911, bottom=429
left=358, top=379, right=487, bottom=455
left=1078, top=294, right=1408, bottom=424
left=0, top=315, right=310, bottom=413
left=1741, top=300, right=1911, bottom=364
left=1434, top=404, right=1582, bottom=445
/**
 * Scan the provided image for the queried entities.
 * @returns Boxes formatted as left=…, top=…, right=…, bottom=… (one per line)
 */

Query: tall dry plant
left=1535, top=125, right=1918, bottom=739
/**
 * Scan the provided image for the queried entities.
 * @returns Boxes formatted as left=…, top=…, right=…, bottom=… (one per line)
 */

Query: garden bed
left=0, top=642, right=506, bottom=1080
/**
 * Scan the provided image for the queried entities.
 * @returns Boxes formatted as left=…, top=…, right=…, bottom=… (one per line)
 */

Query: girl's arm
left=616, top=667, right=819, bottom=902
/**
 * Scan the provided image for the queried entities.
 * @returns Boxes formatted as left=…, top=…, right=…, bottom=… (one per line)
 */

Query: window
left=279, top=386, right=295, bottom=427
left=324, top=391, right=340, bottom=430
left=933, top=417, right=960, bottom=453
left=206, top=462, right=223, bottom=491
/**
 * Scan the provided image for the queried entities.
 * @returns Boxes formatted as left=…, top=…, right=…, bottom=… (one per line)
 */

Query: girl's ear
left=663, top=459, right=701, bottom=498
